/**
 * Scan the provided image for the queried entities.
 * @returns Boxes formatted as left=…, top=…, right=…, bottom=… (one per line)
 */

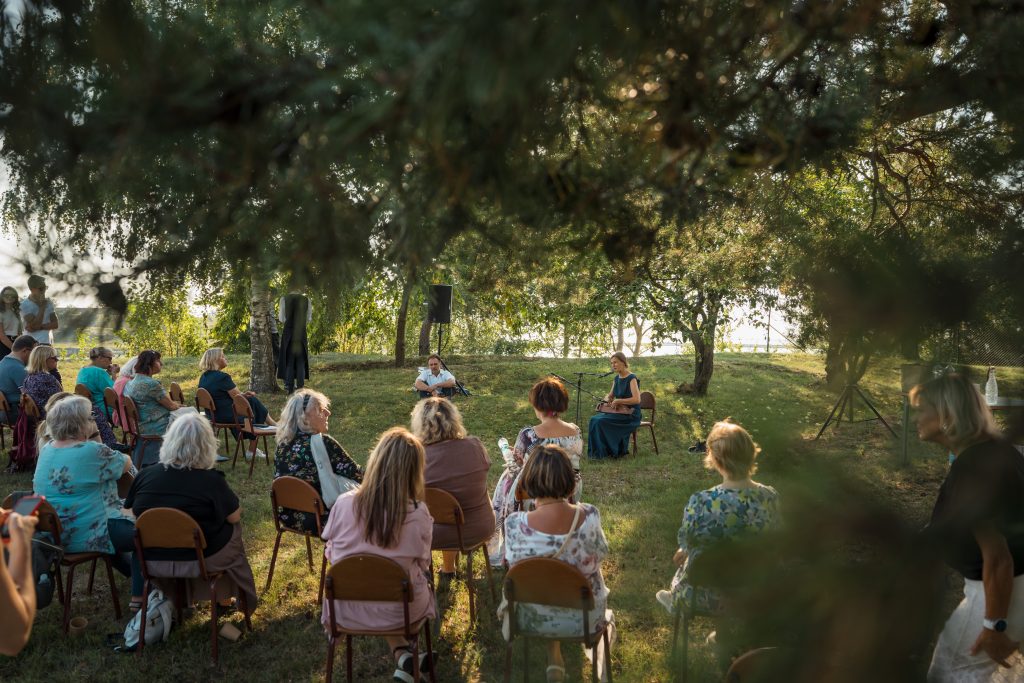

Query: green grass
left=2, top=353, right=1021, bottom=681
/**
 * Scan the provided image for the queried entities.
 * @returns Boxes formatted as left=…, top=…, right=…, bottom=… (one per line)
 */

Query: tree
left=117, top=289, right=208, bottom=358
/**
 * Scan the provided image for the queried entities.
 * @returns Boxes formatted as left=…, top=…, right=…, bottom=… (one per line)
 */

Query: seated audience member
left=124, top=412, right=258, bottom=616
left=0, top=335, right=37, bottom=423
left=273, top=389, right=363, bottom=532
left=198, top=347, right=276, bottom=458
left=124, top=350, right=180, bottom=466
left=656, top=420, right=779, bottom=617
left=20, top=275, right=58, bottom=346
left=21, top=345, right=63, bottom=418
left=36, top=392, right=127, bottom=454
left=490, top=377, right=583, bottom=565
left=411, top=397, right=494, bottom=579
left=414, top=354, right=456, bottom=398
left=31, top=396, right=141, bottom=607
left=111, top=355, right=137, bottom=429
left=76, top=346, right=117, bottom=416
left=0, top=286, right=22, bottom=361
left=321, top=428, right=435, bottom=681
left=499, top=445, right=612, bottom=683
left=913, top=374, right=1024, bottom=680
left=0, top=508, right=38, bottom=656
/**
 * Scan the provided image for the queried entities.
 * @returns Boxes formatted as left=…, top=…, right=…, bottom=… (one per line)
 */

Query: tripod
left=815, top=384, right=896, bottom=440
left=434, top=323, right=471, bottom=397
left=551, top=372, right=611, bottom=425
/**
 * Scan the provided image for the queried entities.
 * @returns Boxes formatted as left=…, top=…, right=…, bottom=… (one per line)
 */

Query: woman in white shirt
left=0, top=287, right=22, bottom=360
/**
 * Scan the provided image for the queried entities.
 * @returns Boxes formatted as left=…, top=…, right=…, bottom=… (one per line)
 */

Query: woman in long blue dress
left=587, top=352, right=641, bottom=459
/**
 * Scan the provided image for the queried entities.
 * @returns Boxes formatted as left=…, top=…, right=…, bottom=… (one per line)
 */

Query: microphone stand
left=550, top=372, right=612, bottom=425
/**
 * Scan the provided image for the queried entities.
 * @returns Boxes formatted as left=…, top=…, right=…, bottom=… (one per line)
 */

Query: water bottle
left=497, top=437, right=512, bottom=464
left=985, top=367, right=998, bottom=406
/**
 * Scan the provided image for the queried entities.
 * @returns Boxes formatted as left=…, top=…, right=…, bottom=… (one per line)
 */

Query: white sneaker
left=245, top=448, right=267, bottom=461
left=655, top=589, right=675, bottom=614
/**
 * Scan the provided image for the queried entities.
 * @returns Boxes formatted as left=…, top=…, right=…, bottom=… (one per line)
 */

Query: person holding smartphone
left=0, top=506, right=39, bottom=656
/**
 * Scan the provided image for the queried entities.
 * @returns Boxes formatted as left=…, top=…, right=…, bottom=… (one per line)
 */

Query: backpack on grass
left=123, top=589, right=174, bottom=651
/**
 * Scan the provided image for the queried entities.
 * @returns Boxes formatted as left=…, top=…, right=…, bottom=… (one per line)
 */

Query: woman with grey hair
left=914, top=372, right=1024, bottom=681
left=31, top=395, right=142, bottom=607
left=76, top=346, right=118, bottom=416
left=124, top=412, right=257, bottom=616
left=274, top=388, right=363, bottom=532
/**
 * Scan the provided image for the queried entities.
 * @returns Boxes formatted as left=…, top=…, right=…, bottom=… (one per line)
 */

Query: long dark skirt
left=587, top=411, right=641, bottom=459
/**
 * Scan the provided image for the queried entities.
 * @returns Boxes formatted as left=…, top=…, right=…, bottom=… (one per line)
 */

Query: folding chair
left=133, top=507, right=252, bottom=664
left=34, top=500, right=123, bottom=634
left=631, top=391, right=659, bottom=456
left=74, top=383, right=93, bottom=400
left=324, top=554, right=436, bottom=683
left=168, top=382, right=185, bottom=406
left=423, top=487, right=495, bottom=623
left=231, top=394, right=275, bottom=478
left=122, top=396, right=161, bottom=469
left=103, top=387, right=127, bottom=442
left=20, top=393, right=40, bottom=420
left=503, top=557, right=613, bottom=683
left=266, top=476, right=328, bottom=604
left=195, top=387, right=241, bottom=458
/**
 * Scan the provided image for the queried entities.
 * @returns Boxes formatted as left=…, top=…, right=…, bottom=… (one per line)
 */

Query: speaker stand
left=815, top=384, right=897, bottom=440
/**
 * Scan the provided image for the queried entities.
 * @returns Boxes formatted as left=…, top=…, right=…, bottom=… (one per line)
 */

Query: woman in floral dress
left=273, top=389, right=363, bottom=532
left=499, top=445, right=612, bottom=683
left=656, top=420, right=780, bottom=616
left=490, top=377, right=583, bottom=565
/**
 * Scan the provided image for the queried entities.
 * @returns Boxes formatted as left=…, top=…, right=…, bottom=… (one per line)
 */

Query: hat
left=27, top=275, right=46, bottom=290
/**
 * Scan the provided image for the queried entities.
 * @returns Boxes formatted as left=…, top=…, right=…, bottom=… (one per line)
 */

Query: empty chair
left=630, top=391, right=658, bottom=456
left=168, top=382, right=185, bottom=405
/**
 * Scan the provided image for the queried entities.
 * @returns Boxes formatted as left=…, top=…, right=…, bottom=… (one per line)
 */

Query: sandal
left=546, top=665, right=566, bottom=682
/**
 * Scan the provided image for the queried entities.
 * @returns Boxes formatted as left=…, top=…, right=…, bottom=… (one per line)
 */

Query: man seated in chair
left=414, top=354, right=456, bottom=398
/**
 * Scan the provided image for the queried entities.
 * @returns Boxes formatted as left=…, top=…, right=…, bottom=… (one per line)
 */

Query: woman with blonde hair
left=198, top=347, right=276, bottom=458
left=125, top=412, right=258, bottom=616
left=656, top=420, right=779, bottom=616
left=411, top=397, right=494, bottom=579
left=321, top=427, right=436, bottom=681
left=274, top=389, right=362, bottom=532
left=912, top=373, right=1024, bottom=681
left=10, top=345, right=63, bottom=470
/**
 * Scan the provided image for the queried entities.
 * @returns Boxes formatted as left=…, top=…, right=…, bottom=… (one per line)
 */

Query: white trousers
left=928, top=575, right=1024, bottom=683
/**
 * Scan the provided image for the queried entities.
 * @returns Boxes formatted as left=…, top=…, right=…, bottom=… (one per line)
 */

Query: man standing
left=20, top=275, right=58, bottom=345
left=414, top=354, right=457, bottom=398
left=277, top=290, right=311, bottom=394
left=0, top=335, right=39, bottom=423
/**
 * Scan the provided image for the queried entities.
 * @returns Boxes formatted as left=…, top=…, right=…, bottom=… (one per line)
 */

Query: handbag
left=310, top=433, right=360, bottom=507
left=123, top=589, right=174, bottom=651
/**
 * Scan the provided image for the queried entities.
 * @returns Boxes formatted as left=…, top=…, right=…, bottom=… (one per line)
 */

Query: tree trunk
left=824, top=328, right=873, bottom=390
left=418, top=315, right=433, bottom=356
left=630, top=313, right=645, bottom=357
left=394, top=268, right=415, bottom=367
left=615, top=315, right=625, bottom=352
left=249, top=269, right=279, bottom=393
left=688, top=328, right=715, bottom=396
left=562, top=324, right=570, bottom=358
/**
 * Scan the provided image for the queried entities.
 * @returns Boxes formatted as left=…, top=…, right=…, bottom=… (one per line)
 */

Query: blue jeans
left=108, top=518, right=143, bottom=597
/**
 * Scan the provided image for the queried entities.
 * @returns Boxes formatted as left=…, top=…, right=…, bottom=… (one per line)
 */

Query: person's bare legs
left=441, top=550, right=458, bottom=573
left=546, top=641, right=564, bottom=680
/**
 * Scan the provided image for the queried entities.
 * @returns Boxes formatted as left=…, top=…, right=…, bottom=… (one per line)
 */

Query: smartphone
left=1, top=495, right=44, bottom=543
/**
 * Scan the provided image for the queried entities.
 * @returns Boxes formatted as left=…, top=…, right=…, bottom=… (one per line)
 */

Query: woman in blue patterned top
left=587, top=352, right=641, bottom=459
left=124, top=350, right=181, bottom=467
left=656, top=420, right=779, bottom=616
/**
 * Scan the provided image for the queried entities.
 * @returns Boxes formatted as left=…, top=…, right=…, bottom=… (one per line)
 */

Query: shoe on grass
left=656, top=589, right=675, bottom=614
left=687, top=440, right=707, bottom=453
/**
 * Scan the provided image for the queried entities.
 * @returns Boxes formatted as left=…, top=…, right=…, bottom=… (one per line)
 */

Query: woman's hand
left=673, top=548, right=687, bottom=567
left=970, top=628, right=1019, bottom=667
left=244, top=391, right=256, bottom=398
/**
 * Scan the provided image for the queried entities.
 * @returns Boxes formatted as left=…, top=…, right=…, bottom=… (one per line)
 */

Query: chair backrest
left=195, top=387, right=215, bottom=414
left=231, top=394, right=254, bottom=433
left=271, top=476, right=325, bottom=517
left=20, top=394, right=40, bottom=420
left=0, top=393, right=11, bottom=425
left=639, top=391, right=656, bottom=417
left=74, top=383, right=92, bottom=400
left=121, top=395, right=141, bottom=436
left=103, top=387, right=120, bottom=413
left=725, top=647, right=782, bottom=682
left=504, top=557, right=594, bottom=610
left=117, top=471, right=135, bottom=499
left=34, top=499, right=64, bottom=546
left=134, top=507, right=209, bottom=578
left=168, top=382, right=185, bottom=405
left=423, top=487, right=464, bottom=526
left=325, top=554, right=411, bottom=603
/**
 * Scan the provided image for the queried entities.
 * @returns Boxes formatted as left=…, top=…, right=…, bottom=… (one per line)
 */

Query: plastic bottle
left=985, top=366, right=998, bottom=405
left=497, top=437, right=512, bottom=464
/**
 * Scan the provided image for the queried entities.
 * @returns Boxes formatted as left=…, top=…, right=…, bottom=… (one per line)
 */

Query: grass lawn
left=2, top=352, right=1021, bottom=682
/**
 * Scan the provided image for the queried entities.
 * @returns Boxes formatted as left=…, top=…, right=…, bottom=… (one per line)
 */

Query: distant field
left=2, top=352, right=1021, bottom=681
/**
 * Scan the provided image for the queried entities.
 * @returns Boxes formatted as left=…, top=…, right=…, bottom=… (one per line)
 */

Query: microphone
left=597, top=371, right=615, bottom=378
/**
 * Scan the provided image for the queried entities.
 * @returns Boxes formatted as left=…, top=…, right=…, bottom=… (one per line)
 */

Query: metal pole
left=766, top=307, right=771, bottom=354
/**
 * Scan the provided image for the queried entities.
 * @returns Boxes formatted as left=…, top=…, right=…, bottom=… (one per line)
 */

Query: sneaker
left=244, top=448, right=267, bottom=461
left=688, top=440, right=707, bottom=453
left=656, top=589, right=675, bottom=614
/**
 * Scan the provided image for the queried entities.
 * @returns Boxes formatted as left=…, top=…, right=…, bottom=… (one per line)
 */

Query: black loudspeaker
left=428, top=284, right=453, bottom=324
